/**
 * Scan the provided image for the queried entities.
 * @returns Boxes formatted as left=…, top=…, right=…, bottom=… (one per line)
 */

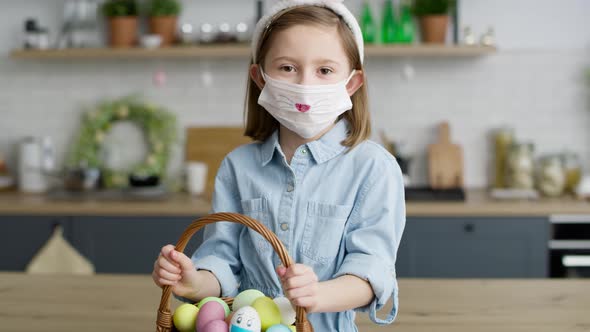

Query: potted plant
left=412, top=0, right=456, bottom=44
left=146, top=0, right=182, bottom=46
left=102, top=0, right=139, bottom=48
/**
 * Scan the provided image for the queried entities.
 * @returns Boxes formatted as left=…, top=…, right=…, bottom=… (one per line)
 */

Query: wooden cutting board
left=428, top=122, right=464, bottom=189
left=185, top=127, right=252, bottom=198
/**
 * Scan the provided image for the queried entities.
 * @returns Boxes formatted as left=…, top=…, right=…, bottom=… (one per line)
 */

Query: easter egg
left=197, top=301, right=226, bottom=331
left=230, top=306, right=261, bottom=332
left=252, top=296, right=281, bottom=330
left=266, top=324, right=292, bottom=332
left=233, top=289, right=265, bottom=312
left=172, top=303, right=199, bottom=332
left=273, top=297, right=296, bottom=326
left=202, top=319, right=229, bottom=332
left=198, top=296, right=231, bottom=317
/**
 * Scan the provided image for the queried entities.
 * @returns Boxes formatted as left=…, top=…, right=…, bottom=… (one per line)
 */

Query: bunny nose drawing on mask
left=295, top=103, right=311, bottom=112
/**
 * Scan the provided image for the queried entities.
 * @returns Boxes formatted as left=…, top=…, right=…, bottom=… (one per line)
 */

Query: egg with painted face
left=230, top=306, right=261, bottom=332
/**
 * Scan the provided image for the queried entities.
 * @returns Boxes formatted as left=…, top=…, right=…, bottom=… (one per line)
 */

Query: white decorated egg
left=230, top=306, right=261, bottom=332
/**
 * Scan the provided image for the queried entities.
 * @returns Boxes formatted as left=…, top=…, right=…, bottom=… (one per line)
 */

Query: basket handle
left=156, top=212, right=314, bottom=332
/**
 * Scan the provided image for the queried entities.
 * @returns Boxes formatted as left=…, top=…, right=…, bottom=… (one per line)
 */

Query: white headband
left=251, top=0, right=365, bottom=64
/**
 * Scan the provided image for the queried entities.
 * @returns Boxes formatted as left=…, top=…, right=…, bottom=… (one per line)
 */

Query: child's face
left=263, top=24, right=353, bottom=85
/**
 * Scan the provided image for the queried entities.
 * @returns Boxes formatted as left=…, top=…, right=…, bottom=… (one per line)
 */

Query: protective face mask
left=257, top=69, right=356, bottom=139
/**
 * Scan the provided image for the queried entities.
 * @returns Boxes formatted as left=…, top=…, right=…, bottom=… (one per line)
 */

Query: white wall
left=0, top=0, right=589, bottom=187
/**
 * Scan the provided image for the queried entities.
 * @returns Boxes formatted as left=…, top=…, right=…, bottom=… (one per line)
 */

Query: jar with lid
left=537, top=155, right=566, bottom=197
left=493, top=127, right=514, bottom=188
left=562, top=152, right=582, bottom=193
left=506, top=142, right=535, bottom=190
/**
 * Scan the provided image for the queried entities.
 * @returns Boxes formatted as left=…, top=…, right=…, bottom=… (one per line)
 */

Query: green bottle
left=360, top=1, right=376, bottom=44
left=381, top=0, right=396, bottom=44
left=394, top=0, right=415, bottom=43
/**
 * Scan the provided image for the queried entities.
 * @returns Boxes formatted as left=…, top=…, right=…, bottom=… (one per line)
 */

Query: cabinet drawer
left=396, top=217, right=549, bottom=278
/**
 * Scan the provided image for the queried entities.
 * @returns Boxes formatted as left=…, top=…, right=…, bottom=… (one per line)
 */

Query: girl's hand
left=277, top=264, right=320, bottom=313
left=152, top=244, right=202, bottom=300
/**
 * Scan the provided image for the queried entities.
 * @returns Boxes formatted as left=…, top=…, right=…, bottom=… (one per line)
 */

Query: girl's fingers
left=286, top=284, right=316, bottom=299
left=161, top=244, right=176, bottom=258
left=284, top=274, right=317, bottom=290
left=157, top=268, right=182, bottom=282
left=157, top=256, right=181, bottom=274
left=276, top=265, right=287, bottom=278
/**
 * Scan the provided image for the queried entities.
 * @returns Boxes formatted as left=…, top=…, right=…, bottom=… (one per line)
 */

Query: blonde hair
left=244, top=5, right=371, bottom=149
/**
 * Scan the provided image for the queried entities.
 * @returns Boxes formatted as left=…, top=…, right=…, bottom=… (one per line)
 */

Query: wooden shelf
left=10, top=44, right=496, bottom=60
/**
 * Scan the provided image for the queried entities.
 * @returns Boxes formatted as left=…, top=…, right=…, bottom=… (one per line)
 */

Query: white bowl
left=140, top=35, right=162, bottom=49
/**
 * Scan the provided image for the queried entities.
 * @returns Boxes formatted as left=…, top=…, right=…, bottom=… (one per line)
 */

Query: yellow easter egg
left=252, top=296, right=281, bottom=330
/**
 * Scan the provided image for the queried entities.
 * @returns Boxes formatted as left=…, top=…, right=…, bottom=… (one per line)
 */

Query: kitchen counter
left=1, top=189, right=589, bottom=217
left=1, top=272, right=588, bottom=332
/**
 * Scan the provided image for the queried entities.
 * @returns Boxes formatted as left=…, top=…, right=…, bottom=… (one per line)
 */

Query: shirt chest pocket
left=241, top=197, right=272, bottom=255
left=301, top=201, right=352, bottom=265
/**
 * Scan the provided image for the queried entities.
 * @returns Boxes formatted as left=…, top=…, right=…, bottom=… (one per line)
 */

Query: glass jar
left=493, top=127, right=514, bottom=188
left=562, top=152, right=582, bottom=193
left=537, top=155, right=566, bottom=197
left=506, top=142, right=535, bottom=190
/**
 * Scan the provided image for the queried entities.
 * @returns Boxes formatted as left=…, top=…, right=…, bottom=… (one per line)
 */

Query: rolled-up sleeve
left=175, top=157, right=243, bottom=302
left=333, top=157, right=406, bottom=325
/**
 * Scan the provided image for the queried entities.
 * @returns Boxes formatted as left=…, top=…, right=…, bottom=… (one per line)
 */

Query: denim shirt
left=190, top=119, right=406, bottom=331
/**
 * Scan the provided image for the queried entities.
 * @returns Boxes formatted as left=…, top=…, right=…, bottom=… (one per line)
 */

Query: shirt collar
left=260, top=130, right=280, bottom=166
left=260, top=119, right=350, bottom=166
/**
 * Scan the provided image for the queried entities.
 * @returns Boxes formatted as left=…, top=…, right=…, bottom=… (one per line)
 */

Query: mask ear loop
left=345, top=70, right=357, bottom=88
left=258, top=67, right=268, bottom=85
left=346, top=70, right=357, bottom=84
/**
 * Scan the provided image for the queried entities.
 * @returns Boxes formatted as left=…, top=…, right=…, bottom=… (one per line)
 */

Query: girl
left=153, top=0, right=405, bottom=330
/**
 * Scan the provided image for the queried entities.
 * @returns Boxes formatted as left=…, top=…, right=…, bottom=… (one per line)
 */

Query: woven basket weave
left=156, top=212, right=314, bottom=332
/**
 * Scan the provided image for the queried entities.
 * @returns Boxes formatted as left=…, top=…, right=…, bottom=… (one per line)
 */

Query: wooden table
left=1, top=273, right=589, bottom=332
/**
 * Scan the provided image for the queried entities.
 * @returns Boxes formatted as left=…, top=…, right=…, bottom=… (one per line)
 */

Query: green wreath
left=67, top=97, right=177, bottom=188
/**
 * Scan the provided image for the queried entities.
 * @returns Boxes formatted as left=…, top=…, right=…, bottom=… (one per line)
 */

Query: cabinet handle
left=562, top=255, right=590, bottom=267
left=550, top=214, right=590, bottom=224
left=464, top=223, right=475, bottom=233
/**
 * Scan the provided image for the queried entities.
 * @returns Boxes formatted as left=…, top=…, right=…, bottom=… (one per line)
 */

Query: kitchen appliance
left=56, top=0, right=100, bottom=48
left=549, top=214, right=590, bottom=278
left=379, top=131, right=412, bottom=185
left=23, top=18, right=50, bottom=49
left=428, top=122, right=464, bottom=189
left=18, top=136, right=56, bottom=193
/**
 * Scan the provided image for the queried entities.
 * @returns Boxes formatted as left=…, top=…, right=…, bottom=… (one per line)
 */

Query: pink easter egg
left=196, top=301, right=226, bottom=331
left=202, top=319, right=229, bottom=332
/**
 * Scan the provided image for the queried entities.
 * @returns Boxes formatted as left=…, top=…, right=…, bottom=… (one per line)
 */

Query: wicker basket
left=156, top=212, right=314, bottom=332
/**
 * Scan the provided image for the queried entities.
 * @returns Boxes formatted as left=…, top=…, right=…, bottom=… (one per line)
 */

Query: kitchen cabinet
left=0, top=216, right=73, bottom=271
left=69, top=216, right=203, bottom=274
left=0, top=214, right=549, bottom=277
left=396, top=217, right=549, bottom=278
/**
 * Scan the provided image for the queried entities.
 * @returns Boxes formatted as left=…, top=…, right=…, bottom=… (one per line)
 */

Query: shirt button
left=280, top=223, right=289, bottom=231
left=287, top=184, right=294, bottom=192
left=301, top=148, right=307, bottom=154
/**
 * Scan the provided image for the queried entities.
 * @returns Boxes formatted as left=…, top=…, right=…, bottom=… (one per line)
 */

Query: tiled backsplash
left=0, top=0, right=589, bottom=188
